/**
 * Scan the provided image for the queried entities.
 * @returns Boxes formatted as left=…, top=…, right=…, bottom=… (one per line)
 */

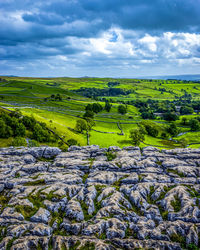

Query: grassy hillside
left=0, top=76, right=200, bottom=149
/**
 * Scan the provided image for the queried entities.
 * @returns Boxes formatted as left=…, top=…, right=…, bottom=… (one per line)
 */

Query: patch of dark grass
left=16, top=188, right=47, bottom=220
left=105, top=151, right=117, bottom=161
left=37, top=156, right=55, bottom=162
left=156, top=161, right=162, bottom=166
left=79, top=241, right=95, bottom=250
left=45, top=190, right=65, bottom=202
left=0, top=192, right=11, bottom=213
left=14, top=172, right=21, bottom=178
left=187, top=243, right=199, bottom=250
left=170, top=233, right=186, bottom=248
left=116, top=162, right=122, bottom=168
left=88, top=158, right=95, bottom=169
left=24, top=179, right=46, bottom=186
left=79, top=185, right=106, bottom=221
left=158, top=204, right=168, bottom=220
left=146, top=186, right=155, bottom=204
left=69, top=240, right=81, bottom=250
left=167, top=169, right=185, bottom=178
left=31, top=173, right=42, bottom=180
left=6, top=236, right=17, bottom=250
left=48, top=236, right=53, bottom=250
left=171, top=195, right=181, bottom=212
left=61, top=243, right=67, bottom=250
left=0, top=227, right=7, bottom=242
left=185, top=185, right=200, bottom=198
left=79, top=200, right=93, bottom=221
left=125, top=225, right=134, bottom=238
left=82, top=173, right=88, bottom=184
left=50, top=208, right=66, bottom=229
left=98, top=232, right=106, bottom=240
left=123, top=193, right=144, bottom=216
left=15, top=205, right=38, bottom=220
left=112, top=175, right=129, bottom=189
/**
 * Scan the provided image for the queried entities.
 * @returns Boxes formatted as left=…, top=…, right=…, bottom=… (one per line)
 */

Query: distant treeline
left=75, top=87, right=132, bottom=98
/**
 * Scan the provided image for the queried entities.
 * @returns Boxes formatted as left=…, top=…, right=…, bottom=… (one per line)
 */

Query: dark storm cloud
left=39, top=0, right=200, bottom=32
left=0, top=0, right=200, bottom=76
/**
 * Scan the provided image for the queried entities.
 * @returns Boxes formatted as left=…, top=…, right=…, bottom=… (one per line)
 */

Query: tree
left=163, top=112, right=178, bottom=121
left=14, top=123, right=26, bottom=137
left=189, top=119, right=200, bottom=131
left=105, top=101, right=112, bottom=112
left=140, top=121, right=158, bottom=137
left=181, top=117, right=187, bottom=125
left=83, top=110, right=94, bottom=119
left=75, top=119, right=87, bottom=133
left=85, top=103, right=103, bottom=113
left=161, top=132, right=169, bottom=139
left=92, top=103, right=103, bottom=113
left=55, top=94, right=62, bottom=101
left=129, top=128, right=144, bottom=146
left=22, top=116, right=36, bottom=129
left=141, top=111, right=155, bottom=119
left=118, top=105, right=127, bottom=115
left=85, top=117, right=95, bottom=131
left=85, top=104, right=93, bottom=111
left=180, top=106, right=193, bottom=115
left=32, top=124, right=50, bottom=142
left=167, top=123, right=178, bottom=137
left=0, top=119, right=7, bottom=138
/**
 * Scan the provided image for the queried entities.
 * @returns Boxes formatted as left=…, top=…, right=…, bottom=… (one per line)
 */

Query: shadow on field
left=117, top=139, right=132, bottom=145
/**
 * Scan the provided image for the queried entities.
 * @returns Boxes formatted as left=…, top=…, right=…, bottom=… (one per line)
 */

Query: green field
left=0, top=76, right=200, bottom=149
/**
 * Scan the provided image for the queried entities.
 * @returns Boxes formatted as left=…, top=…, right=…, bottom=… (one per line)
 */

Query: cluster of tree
left=181, top=117, right=200, bottom=131
left=0, top=110, right=55, bottom=143
left=85, top=103, right=103, bottom=113
left=123, top=99, right=200, bottom=118
left=129, top=121, right=160, bottom=146
left=44, top=94, right=62, bottom=102
left=141, top=111, right=155, bottom=119
left=129, top=120, right=181, bottom=146
left=163, top=112, right=179, bottom=121
left=0, top=111, right=26, bottom=138
left=140, top=121, right=159, bottom=137
left=75, top=87, right=131, bottom=98
left=166, top=123, right=179, bottom=137
left=180, top=106, right=194, bottom=115
left=107, top=82, right=120, bottom=87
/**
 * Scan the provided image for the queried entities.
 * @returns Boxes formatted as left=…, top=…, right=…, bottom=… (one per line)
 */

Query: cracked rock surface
left=0, top=145, right=200, bottom=249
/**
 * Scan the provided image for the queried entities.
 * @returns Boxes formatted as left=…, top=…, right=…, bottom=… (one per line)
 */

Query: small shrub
left=11, top=137, right=27, bottom=147
left=67, top=139, right=78, bottom=146
left=28, top=139, right=40, bottom=147
left=106, top=151, right=116, bottom=161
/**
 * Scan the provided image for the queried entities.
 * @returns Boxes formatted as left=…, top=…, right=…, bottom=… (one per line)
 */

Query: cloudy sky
left=0, top=0, right=200, bottom=77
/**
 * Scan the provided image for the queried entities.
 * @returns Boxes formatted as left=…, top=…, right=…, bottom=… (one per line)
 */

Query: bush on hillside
left=118, top=105, right=127, bottom=115
left=67, top=139, right=78, bottom=146
left=11, top=137, right=27, bottom=147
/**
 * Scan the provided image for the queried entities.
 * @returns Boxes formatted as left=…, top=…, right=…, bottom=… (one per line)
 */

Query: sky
left=0, top=0, right=200, bottom=78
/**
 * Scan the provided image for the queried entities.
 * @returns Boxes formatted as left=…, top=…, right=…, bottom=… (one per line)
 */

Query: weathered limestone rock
left=0, top=145, right=199, bottom=249
left=30, top=208, right=51, bottom=224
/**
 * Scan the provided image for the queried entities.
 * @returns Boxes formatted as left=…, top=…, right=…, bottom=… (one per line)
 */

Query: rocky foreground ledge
left=0, top=145, right=200, bottom=249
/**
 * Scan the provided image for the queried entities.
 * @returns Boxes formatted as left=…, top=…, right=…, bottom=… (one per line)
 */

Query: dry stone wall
left=0, top=145, right=200, bottom=249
